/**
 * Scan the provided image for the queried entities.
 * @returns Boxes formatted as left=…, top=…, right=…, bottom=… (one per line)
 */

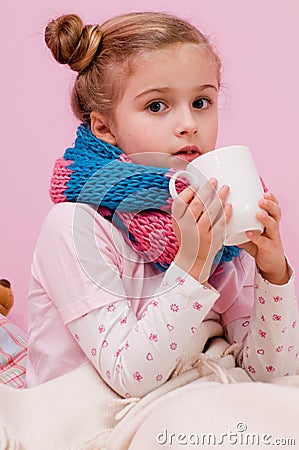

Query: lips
left=174, top=145, right=201, bottom=162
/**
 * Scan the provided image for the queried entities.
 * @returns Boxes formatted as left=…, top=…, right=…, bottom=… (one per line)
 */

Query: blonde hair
left=45, top=12, right=221, bottom=124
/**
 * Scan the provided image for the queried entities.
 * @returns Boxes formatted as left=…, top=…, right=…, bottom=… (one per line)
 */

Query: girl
left=25, top=12, right=298, bottom=396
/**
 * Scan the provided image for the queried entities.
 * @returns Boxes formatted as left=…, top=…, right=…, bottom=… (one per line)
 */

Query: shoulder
left=40, top=203, right=112, bottom=237
left=32, top=203, right=128, bottom=279
left=42, top=202, right=97, bottom=227
left=35, top=203, right=121, bottom=256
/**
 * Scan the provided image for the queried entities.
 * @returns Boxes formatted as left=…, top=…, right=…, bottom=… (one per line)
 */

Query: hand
left=172, top=178, right=232, bottom=283
left=239, top=192, right=289, bottom=285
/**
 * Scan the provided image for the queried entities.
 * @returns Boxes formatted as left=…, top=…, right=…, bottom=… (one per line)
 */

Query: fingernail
left=221, top=184, right=229, bottom=192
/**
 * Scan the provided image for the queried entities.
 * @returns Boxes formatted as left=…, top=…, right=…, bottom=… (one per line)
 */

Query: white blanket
left=128, top=380, right=299, bottom=450
left=1, top=338, right=299, bottom=449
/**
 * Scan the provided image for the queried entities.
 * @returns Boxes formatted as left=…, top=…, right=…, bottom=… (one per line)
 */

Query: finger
left=172, top=186, right=198, bottom=219
left=223, top=202, right=233, bottom=226
left=245, top=229, right=265, bottom=247
left=259, top=198, right=281, bottom=222
left=256, top=210, right=279, bottom=236
left=205, top=184, right=230, bottom=227
left=238, top=238, right=258, bottom=259
left=188, top=178, right=218, bottom=222
left=264, top=191, right=279, bottom=204
left=188, top=193, right=205, bottom=222
left=194, top=177, right=218, bottom=207
left=195, top=185, right=229, bottom=236
left=209, top=202, right=232, bottom=245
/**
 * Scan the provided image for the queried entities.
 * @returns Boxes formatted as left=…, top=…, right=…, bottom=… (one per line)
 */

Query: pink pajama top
left=25, top=203, right=299, bottom=396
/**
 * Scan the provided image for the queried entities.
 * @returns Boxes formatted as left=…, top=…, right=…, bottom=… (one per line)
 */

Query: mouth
left=174, top=146, right=201, bottom=162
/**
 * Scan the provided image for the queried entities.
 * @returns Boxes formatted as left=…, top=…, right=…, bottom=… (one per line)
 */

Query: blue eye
left=147, top=101, right=167, bottom=112
left=193, top=98, right=210, bottom=109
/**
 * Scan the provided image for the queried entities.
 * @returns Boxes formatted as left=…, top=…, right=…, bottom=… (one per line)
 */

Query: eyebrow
left=135, top=84, right=218, bottom=99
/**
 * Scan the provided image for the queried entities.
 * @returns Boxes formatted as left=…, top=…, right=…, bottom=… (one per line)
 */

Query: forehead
left=125, top=43, right=219, bottom=94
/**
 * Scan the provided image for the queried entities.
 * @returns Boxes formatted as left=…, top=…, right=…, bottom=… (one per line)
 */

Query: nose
left=174, top=109, right=198, bottom=137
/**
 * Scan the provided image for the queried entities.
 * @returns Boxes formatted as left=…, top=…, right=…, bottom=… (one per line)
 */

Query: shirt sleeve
left=67, top=263, right=219, bottom=398
left=225, top=261, right=299, bottom=381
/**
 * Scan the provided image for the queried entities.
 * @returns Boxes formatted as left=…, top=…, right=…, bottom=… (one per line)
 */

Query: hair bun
left=45, top=14, right=102, bottom=73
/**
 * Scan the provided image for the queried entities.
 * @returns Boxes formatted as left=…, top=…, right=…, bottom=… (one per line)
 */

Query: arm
left=68, top=263, right=219, bottom=398
left=67, top=179, right=231, bottom=398
left=64, top=175, right=232, bottom=397
left=226, top=191, right=299, bottom=380
left=225, top=261, right=299, bottom=381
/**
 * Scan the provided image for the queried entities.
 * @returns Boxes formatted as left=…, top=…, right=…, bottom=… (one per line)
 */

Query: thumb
left=246, top=230, right=264, bottom=245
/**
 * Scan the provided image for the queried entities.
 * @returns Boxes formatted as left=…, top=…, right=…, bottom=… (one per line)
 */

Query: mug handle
left=169, top=170, right=198, bottom=199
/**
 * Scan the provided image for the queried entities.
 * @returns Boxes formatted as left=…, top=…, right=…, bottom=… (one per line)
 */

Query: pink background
left=1, top=1, right=298, bottom=331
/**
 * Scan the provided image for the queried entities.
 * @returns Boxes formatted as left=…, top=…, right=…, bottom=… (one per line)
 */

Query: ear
left=90, top=111, right=117, bottom=145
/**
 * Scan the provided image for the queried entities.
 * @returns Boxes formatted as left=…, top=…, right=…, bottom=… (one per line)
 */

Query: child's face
left=111, top=43, right=219, bottom=164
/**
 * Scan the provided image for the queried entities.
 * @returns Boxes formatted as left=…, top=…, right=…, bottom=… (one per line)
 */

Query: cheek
left=212, top=122, right=219, bottom=141
left=208, top=115, right=218, bottom=140
left=203, top=119, right=218, bottom=151
left=115, top=131, right=142, bottom=155
left=110, top=120, right=132, bottom=150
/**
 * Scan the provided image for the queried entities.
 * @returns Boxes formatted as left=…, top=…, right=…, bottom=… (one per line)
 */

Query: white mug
left=169, top=145, right=264, bottom=246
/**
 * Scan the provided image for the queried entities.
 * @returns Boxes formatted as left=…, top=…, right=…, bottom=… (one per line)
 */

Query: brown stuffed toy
left=0, top=279, right=14, bottom=316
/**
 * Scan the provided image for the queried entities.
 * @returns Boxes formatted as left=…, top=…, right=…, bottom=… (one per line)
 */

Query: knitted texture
left=50, top=124, right=241, bottom=269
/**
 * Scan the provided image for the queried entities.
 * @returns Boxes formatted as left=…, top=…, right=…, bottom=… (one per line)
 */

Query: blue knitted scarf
left=50, top=124, right=241, bottom=271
